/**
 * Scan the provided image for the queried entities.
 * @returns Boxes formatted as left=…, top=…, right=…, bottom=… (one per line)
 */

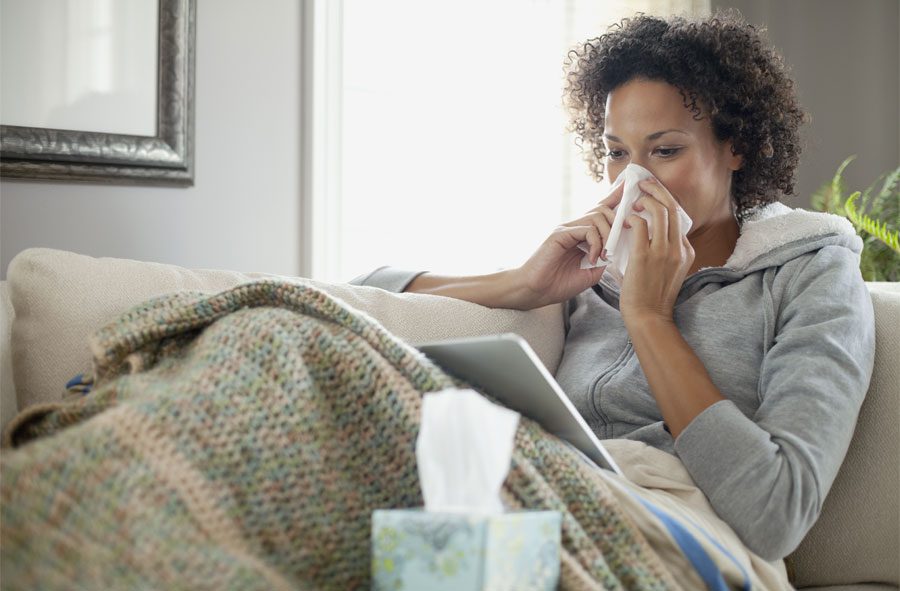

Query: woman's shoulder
left=777, top=243, right=866, bottom=298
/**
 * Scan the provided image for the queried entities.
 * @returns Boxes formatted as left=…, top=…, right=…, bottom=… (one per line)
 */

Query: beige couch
left=1, top=247, right=898, bottom=590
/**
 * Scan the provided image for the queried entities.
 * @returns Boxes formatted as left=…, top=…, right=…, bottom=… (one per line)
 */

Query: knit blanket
left=1, top=279, right=681, bottom=590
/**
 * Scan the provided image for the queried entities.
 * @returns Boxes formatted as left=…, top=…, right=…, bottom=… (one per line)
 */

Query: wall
left=0, top=0, right=302, bottom=280
left=712, top=0, right=899, bottom=209
left=3, top=1, right=897, bottom=281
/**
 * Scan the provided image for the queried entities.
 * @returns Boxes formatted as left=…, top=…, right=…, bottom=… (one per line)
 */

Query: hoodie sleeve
left=672, top=244, right=876, bottom=561
left=347, top=266, right=428, bottom=293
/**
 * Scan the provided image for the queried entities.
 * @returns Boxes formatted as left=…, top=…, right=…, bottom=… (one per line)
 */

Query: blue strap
left=65, top=373, right=93, bottom=395
left=635, top=496, right=749, bottom=591
left=65, top=373, right=85, bottom=389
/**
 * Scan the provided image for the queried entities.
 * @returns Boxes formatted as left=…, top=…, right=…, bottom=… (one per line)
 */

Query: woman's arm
left=404, top=270, right=537, bottom=310
left=350, top=266, right=538, bottom=308
left=350, top=184, right=626, bottom=309
left=624, top=243, right=874, bottom=560
left=614, top=178, right=722, bottom=438
left=625, top=317, right=726, bottom=439
left=620, top=179, right=875, bottom=560
left=671, top=248, right=873, bottom=560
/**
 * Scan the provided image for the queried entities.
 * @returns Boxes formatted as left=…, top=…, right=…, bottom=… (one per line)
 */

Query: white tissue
left=577, top=163, right=692, bottom=282
left=416, top=388, right=520, bottom=515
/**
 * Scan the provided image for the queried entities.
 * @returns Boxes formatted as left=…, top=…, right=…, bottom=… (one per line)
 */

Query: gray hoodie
left=350, top=202, right=876, bottom=561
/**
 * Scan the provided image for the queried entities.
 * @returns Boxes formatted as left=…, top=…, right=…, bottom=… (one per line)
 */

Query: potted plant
left=810, top=156, right=899, bottom=281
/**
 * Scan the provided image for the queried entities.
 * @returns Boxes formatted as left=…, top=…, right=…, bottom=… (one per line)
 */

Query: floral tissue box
left=371, top=508, right=561, bottom=591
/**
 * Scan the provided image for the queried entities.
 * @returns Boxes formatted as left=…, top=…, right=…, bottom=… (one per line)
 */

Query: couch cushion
left=6, top=248, right=565, bottom=413
left=788, top=284, right=900, bottom=587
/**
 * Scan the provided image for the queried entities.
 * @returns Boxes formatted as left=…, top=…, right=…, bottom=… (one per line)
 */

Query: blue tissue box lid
left=371, top=508, right=561, bottom=591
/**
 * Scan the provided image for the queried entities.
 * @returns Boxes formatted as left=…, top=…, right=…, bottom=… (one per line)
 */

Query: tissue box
left=371, top=508, right=561, bottom=591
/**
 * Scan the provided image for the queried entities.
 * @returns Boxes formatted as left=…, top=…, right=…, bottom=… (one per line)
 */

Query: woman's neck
left=687, top=214, right=740, bottom=275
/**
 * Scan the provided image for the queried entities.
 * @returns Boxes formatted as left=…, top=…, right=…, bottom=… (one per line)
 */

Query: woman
left=352, top=11, right=876, bottom=561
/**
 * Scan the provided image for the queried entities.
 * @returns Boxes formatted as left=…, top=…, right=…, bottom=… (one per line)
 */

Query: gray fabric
left=350, top=204, right=876, bottom=563
left=349, top=266, right=426, bottom=293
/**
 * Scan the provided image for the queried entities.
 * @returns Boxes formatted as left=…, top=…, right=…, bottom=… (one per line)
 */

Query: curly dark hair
left=562, top=9, right=807, bottom=223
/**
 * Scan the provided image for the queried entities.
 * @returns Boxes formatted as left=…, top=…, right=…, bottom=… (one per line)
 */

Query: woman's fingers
left=638, top=178, right=683, bottom=243
left=585, top=225, right=603, bottom=264
left=589, top=209, right=613, bottom=241
left=559, top=201, right=616, bottom=263
left=626, top=214, right=649, bottom=249
left=573, top=224, right=606, bottom=266
left=633, top=192, right=668, bottom=250
left=555, top=224, right=600, bottom=256
left=600, top=181, right=625, bottom=208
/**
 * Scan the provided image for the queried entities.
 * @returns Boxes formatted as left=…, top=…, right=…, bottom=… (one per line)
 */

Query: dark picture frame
left=0, top=0, right=196, bottom=186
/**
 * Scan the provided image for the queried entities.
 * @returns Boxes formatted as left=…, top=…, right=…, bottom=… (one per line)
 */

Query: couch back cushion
left=7, top=248, right=565, bottom=412
left=787, top=283, right=900, bottom=587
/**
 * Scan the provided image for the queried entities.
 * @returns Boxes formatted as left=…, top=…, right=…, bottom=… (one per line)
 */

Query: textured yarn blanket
left=1, top=279, right=681, bottom=590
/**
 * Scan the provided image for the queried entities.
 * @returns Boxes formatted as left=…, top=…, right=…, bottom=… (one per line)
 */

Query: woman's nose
left=630, top=157, right=652, bottom=172
left=628, top=160, right=658, bottom=181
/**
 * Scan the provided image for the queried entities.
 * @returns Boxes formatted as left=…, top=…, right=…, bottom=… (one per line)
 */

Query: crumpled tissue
left=416, top=388, right=520, bottom=514
left=576, top=163, right=692, bottom=282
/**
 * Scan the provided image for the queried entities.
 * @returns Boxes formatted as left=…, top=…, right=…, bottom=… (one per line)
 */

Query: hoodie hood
left=597, top=201, right=863, bottom=294
left=723, top=202, right=862, bottom=273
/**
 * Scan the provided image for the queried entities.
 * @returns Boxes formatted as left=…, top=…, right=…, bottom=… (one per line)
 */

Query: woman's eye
left=655, top=147, right=682, bottom=157
left=607, top=150, right=626, bottom=160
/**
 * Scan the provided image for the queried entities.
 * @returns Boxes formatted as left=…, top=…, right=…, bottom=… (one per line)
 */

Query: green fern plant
left=810, top=155, right=900, bottom=281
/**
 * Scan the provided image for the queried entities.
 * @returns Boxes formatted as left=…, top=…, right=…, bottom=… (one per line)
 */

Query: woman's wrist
left=498, top=267, right=544, bottom=310
left=621, top=309, right=675, bottom=333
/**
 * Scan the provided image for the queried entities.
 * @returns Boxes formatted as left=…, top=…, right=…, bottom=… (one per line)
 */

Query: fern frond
left=875, top=165, right=900, bottom=225
left=878, top=166, right=900, bottom=200
left=860, top=165, right=900, bottom=222
left=810, top=181, right=831, bottom=213
left=845, top=192, right=900, bottom=254
left=828, top=155, right=856, bottom=214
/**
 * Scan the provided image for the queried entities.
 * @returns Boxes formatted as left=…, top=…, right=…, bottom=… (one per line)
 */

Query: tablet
left=415, top=333, right=624, bottom=476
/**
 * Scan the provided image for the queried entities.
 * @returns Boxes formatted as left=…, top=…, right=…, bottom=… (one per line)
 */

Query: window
left=303, top=0, right=709, bottom=282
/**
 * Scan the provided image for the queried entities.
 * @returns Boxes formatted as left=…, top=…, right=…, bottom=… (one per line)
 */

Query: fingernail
left=601, top=248, right=607, bottom=260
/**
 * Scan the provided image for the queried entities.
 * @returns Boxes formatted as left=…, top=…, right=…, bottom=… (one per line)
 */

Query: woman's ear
left=726, top=141, right=744, bottom=171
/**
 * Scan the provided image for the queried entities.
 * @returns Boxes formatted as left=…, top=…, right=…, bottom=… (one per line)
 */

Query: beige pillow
left=7, top=248, right=565, bottom=412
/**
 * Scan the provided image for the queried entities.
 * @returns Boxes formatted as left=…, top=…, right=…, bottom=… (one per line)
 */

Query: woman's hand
left=511, top=182, right=625, bottom=309
left=619, top=177, right=695, bottom=326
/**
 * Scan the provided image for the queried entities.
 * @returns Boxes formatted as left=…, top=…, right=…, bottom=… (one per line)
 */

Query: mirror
left=0, top=0, right=195, bottom=186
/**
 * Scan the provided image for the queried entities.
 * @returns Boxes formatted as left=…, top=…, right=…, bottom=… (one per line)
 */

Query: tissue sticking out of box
left=416, top=388, right=520, bottom=515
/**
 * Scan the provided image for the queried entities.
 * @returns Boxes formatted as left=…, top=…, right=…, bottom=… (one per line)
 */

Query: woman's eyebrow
left=603, top=129, right=689, bottom=142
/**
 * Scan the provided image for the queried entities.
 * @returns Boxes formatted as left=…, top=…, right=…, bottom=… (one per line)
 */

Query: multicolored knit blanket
left=1, top=279, right=678, bottom=590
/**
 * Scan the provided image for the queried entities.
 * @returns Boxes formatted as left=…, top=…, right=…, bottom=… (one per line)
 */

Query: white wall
left=712, top=0, right=900, bottom=209
left=0, top=0, right=302, bottom=280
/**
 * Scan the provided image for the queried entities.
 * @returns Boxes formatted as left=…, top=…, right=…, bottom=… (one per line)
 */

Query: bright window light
left=307, top=0, right=708, bottom=282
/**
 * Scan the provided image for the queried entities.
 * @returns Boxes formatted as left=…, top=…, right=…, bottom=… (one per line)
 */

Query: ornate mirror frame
left=0, top=0, right=196, bottom=186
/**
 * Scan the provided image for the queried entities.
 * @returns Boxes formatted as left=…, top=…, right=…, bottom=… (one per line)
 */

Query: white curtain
left=308, top=0, right=711, bottom=282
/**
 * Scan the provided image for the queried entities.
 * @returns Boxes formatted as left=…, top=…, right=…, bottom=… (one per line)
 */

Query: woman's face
left=602, top=78, right=743, bottom=235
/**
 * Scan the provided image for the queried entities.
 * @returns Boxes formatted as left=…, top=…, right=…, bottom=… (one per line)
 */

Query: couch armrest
left=788, top=284, right=899, bottom=588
